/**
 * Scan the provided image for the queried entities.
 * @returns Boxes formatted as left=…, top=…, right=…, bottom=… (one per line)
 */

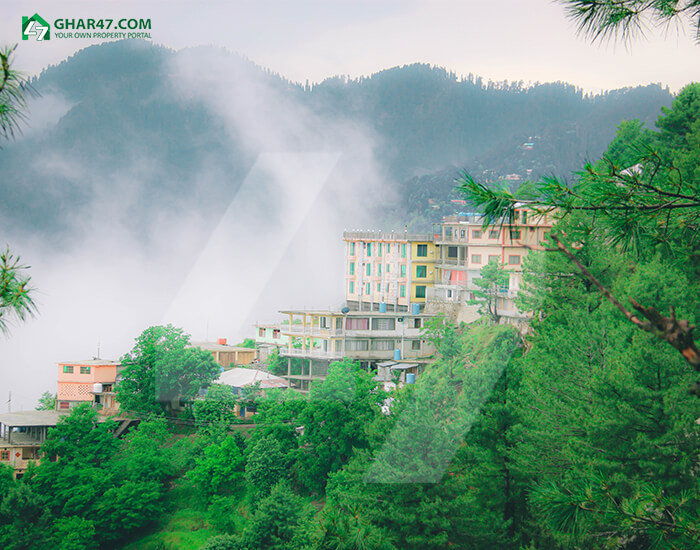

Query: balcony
left=280, top=348, right=344, bottom=360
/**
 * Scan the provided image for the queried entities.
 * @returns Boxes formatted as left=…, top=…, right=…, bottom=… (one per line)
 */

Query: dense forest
left=0, top=40, right=672, bottom=243
left=1, top=84, right=698, bottom=549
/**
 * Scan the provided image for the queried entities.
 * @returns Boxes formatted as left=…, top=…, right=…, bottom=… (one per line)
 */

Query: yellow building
left=343, top=231, right=438, bottom=313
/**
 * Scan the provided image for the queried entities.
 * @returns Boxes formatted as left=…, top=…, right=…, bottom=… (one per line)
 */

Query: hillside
left=0, top=40, right=673, bottom=243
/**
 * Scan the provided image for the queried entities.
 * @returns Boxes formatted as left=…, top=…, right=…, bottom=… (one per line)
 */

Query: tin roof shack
left=215, top=368, right=288, bottom=419
left=192, top=339, right=258, bottom=368
left=0, top=411, right=67, bottom=479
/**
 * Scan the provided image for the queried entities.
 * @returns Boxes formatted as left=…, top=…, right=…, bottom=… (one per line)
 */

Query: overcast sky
left=4, top=0, right=699, bottom=93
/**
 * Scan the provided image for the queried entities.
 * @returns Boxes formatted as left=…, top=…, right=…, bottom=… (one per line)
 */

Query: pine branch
left=550, top=234, right=700, bottom=394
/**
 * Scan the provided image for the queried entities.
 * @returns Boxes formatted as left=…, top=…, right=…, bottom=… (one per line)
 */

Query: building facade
left=430, top=209, right=553, bottom=322
left=278, top=309, right=436, bottom=392
left=343, top=231, right=437, bottom=313
left=56, top=359, right=121, bottom=412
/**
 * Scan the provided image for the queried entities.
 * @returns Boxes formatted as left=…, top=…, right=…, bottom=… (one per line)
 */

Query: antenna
left=97, top=337, right=101, bottom=360
left=7, top=391, right=11, bottom=413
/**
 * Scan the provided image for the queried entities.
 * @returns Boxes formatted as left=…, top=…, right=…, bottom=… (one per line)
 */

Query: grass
left=121, top=480, right=221, bottom=550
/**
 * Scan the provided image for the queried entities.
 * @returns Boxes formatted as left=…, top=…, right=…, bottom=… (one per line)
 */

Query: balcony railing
left=280, top=348, right=344, bottom=359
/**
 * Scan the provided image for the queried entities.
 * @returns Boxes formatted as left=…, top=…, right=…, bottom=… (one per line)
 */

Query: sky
left=4, top=0, right=699, bottom=93
left=1, top=0, right=698, bottom=410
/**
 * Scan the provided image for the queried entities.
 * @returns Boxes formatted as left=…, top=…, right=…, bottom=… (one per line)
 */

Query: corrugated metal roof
left=0, top=410, right=68, bottom=426
left=216, top=368, right=286, bottom=388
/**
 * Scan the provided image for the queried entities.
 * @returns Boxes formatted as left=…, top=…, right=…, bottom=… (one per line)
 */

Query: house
left=56, top=359, right=121, bottom=413
left=214, top=368, right=287, bottom=418
left=253, top=323, right=289, bottom=362
left=0, top=410, right=66, bottom=478
left=192, top=339, right=257, bottom=368
left=278, top=309, right=437, bottom=392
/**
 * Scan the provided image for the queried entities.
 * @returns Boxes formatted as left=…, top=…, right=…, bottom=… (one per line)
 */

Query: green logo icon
left=22, top=14, right=50, bottom=41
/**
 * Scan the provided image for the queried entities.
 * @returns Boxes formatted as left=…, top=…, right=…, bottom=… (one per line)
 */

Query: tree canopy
left=116, top=324, right=221, bottom=416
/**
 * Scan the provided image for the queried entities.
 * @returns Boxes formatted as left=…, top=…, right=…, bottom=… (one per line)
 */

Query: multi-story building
left=278, top=309, right=436, bottom=392
left=56, top=359, right=122, bottom=412
left=430, top=208, right=553, bottom=321
left=343, top=231, right=437, bottom=313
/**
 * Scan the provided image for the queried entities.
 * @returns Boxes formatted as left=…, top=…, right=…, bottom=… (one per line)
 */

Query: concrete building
left=56, top=359, right=121, bottom=412
left=279, top=309, right=436, bottom=392
left=192, top=339, right=257, bottom=368
left=429, top=209, right=553, bottom=323
left=253, top=323, right=289, bottom=362
left=343, top=231, right=437, bottom=313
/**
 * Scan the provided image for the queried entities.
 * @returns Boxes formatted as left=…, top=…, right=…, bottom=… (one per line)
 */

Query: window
left=386, top=264, right=390, bottom=273
left=416, top=265, right=427, bottom=278
left=365, top=283, right=371, bottom=294
left=372, top=318, right=396, bottom=330
left=445, top=227, right=453, bottom=238
left=80, top=366, right=91, bottom=374
left=0, top=450, right=9, bottom=460
left=349, top=262, right=355, bottom=275
left=400, top=265, right=406, bottom=277
left=447, top=246, right=458, bottom=259
left=415, top=285, right=426, bottom=298
left=509, top=229, right=521, bottom=240
left=386, top=284, right=390, bottom=292
left=376, top=283, right=381, bottom=292
left=346, top=318, right=369, bottom=330
left=460, top=230, right=466, bottom=238
left=471, top=254, right=482, bottom=264
left=371, top=340, right=395, bottom=351
left=416, top=244, right=428, bottom=257
left=366, top=263, right=371, bottom=276
left=336, top=317, right=343, bottom=330
left=367, top=243, right=372, bottom=256
left=488, top=255, right=500, bottom=263
left=259, top=328, right=265, bottom=337
left=522, top=211, right=528, bottom=223
left=378, top=243, right=382, bottom=256
left=59, top=401, right=70, bottom=410
left=489, top=230, right=499, bottom=239
left=350, top=242, right=355, bottom=255
left=377, top=264, right=382, bottom=276
left=472, top=230, right=482, bottom=238
left=400, top=285, right=406, bottom=298
left=414, top=318, right=422, bottom=329
left=509, top=255, right=521, bottom=265
left=273, top=329, right=280, bottom=339
left=349, top=281, right=355, bottom=294
left=62, top=365, right=73, bottom=374
left=345, top=340, right=369, bottom=351
left=401, top=244, right=407, bottom=258
left=412, top=340, right=421, bottom=350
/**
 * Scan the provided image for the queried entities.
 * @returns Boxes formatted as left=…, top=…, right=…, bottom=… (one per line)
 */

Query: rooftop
left=59, top=359, right=119, bottom=366
left=0, top=410, right=68, bottom=427
left=343, top=230, right=434, bottom=242
left=191, top=342, right=257, bottom=353
left=280, top=309, right=436, bottom=318
left=216, top=368, right=287, bottom=389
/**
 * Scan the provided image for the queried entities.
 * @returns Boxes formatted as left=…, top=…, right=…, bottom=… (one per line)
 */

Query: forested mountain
left=0, top=40, right=672, bottom=242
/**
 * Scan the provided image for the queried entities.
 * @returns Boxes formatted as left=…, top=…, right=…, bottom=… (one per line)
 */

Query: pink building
left=56, top=359, right=121, bottom=414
